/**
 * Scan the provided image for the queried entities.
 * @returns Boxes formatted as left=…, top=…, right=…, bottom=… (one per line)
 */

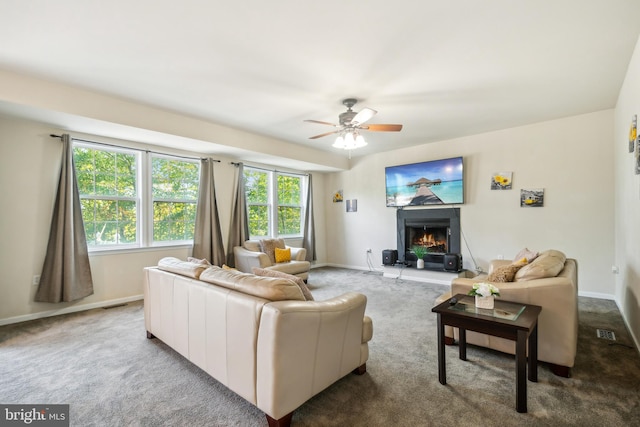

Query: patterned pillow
left=259, top=238, right=286, bottom=264
left=487, top=260, right=527, bottom=283
left=274, top=247, right=291, bottom=263
left=513, top=248, right=539, bottom=263
left=252, top=267, right=314, bottom=301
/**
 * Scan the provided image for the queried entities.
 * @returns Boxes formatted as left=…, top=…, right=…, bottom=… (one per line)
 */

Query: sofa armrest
left=288, top=246, right=307, bottom=261
left=233, top=246, right=272, bottom=273
left=256, top=293, right=369, bottom=419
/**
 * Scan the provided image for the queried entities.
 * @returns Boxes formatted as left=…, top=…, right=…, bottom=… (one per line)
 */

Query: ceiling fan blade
left=363, top=124, right=403, bottom=132
left=309, top=130, right=340, bottom=139
left=351, top=107, right=377, bottom=125
left=304, top=119, right=339, bottom=127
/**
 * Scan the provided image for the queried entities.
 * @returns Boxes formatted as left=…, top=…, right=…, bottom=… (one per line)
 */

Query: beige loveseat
left=234, top=239, right=311, bottom=281
left=436, top=250, right=578, bottom=377
left=144, top=258, right=372, bottom=427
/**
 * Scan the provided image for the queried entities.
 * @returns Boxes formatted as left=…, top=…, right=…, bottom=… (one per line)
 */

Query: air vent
left=596, top=329, right=616, bottom=340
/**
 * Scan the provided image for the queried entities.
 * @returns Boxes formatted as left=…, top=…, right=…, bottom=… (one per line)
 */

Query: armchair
left=435, top=250, right=578, bottom=377
left=234, top=240, right=311, bottom=281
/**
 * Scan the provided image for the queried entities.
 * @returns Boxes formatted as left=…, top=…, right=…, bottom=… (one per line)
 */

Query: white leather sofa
left=233, top=240, right=310, bottom=281
left=143, top=258, right=372, bottom=427
left=436, top=250, right=578, bottom=377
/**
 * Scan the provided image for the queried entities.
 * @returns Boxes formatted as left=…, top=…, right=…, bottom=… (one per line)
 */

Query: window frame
left=73, top=141, right=200, bottom=252
left=244, top=167, right=306, bottom=239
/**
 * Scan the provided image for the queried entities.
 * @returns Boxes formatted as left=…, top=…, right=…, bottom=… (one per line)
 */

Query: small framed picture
left=491, top=172, right=512, bottom=190
left=520, top=189, right=544, bottom=207
left=333, top=190, right=343, bottom=203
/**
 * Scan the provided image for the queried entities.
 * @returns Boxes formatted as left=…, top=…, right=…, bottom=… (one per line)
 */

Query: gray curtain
left=302, top=174, right=316, bottom=261
left=226, top=162, right=249, bottom=267
left=35, top=134, right=94, bottom=303
left=192, top=158, right=226, bottom=265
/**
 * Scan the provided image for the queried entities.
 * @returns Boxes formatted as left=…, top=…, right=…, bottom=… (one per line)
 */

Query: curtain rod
left=231, top=161, right=308, bottom=177
left=50, top=134, right=220, bottom=162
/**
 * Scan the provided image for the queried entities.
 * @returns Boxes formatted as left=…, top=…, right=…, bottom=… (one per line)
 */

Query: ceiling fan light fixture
left=332, top=135, right=345, bottom=149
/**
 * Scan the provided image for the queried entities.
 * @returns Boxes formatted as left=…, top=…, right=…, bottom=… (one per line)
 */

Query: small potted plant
left=468, top=282, right=500, bottom=309
left=411, top=245, right=428, bottom=269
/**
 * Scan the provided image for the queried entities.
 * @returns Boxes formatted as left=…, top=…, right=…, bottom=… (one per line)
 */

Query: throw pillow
left=187, top=257, right=211, bottom=265
left=259, top=238, right=286, bottom=264
left=513, top=248, right=539, bottom=263
left=515, top=250, right=566, bottom=281
left=274, top=247, right=291, bottom=263
left=487, top=259, right=527, bottom=283
left=252, top=267, right=314, bottom=301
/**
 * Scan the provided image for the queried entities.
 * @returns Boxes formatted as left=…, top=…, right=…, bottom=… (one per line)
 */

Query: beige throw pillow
left=259, top=238, right=286, bottom=264
left=513, top=248, right=539, bottom=263
left=515, top=250, right=566, bottom=281
left=252, top=267, right=314, bottom=301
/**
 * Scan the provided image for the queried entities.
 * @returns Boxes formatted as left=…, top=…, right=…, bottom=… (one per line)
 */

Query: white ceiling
left=1, top=0, right=640, bottom=165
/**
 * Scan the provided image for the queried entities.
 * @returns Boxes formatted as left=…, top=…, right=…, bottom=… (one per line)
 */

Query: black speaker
left=382, top=249, right=398, bottom=266
left=444, top=253, right=462, bottom=272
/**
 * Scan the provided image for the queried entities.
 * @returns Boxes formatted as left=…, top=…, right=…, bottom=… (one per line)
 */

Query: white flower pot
left=475, top=295, right=495, bottom=309
left=416, top=259, right=425, bottom=269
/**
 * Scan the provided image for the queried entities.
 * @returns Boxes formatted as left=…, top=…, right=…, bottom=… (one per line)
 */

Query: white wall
left=0, top=115, right=328, bottom=324
left=614, top=34, right=640, bottom=348
left=325, top=110, right=615, bottom=298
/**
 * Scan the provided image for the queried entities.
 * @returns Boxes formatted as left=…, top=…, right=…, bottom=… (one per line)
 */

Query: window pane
left=74, top=144, right=138, bottom=248
left=153, top=201, right=197, bottom=242
left=245, top=170, right=268, bottom=204
left=277, top=175, right=301, bottom=206
left=151, top=156, right=199, bottom=243
left=152, top=157, right=199, bottom=200
left=248, top=205, right=269, bottom=237
left=278, top=206, right=301, bottom=235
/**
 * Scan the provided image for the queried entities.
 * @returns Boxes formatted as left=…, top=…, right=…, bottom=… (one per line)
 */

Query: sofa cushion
left=515, top=250, right=566, bottom=281
left=259, top=238, right=286, bottom=264
left=252, top=267, right=314, bottom=301
left=487, top=259, right=527, bottom=282
left=157, top=257, right=209, bottom=279
left=274, top=247, right=291, bottom=263
left=200, top=266, right=305, bottom=301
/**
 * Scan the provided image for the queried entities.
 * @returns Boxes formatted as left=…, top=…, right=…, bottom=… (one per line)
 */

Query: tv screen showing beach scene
left=385, top=156, right=464, bottom=207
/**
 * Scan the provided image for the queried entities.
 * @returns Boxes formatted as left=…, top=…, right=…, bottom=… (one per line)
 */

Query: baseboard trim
left=0, top=295, right=143, bottom=326
left=578, top=290, right=615, bottom=300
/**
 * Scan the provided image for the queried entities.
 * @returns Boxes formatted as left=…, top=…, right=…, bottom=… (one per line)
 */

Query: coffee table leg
left=459, top=328, right=467, bottom=361
left=516, top=329, right=527, bottom=413
left=529, top=323, right=538, bottom=382
left=437, top=314, right=446, bottom=385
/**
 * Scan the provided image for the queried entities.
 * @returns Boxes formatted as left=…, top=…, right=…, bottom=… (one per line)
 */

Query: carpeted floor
left=1, top=267, right=639, bottom=426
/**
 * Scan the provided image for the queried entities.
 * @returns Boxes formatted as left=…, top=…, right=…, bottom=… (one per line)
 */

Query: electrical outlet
left=32, top=275, right=41, bottom=286
left=366, top=248, right=372, bottom=253
left=612, top=266, right=619, bottom=274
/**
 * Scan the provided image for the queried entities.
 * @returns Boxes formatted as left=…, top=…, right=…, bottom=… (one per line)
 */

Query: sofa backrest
left=200, top=266, right=305, bottom=301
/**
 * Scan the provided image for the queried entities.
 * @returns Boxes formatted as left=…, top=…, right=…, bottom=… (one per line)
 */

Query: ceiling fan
left=304, top=98, right=403, bottom=141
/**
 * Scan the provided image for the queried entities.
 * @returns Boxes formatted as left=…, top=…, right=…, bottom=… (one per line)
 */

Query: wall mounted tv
left=385, top=156, right=464, bottom=207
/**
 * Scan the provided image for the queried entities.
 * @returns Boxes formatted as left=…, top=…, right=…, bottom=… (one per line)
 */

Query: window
left=151, top=156, right=199, bottom=242
left=244, top=168, right=305, bottom=238
left=73, top=142, right=199, bottom=250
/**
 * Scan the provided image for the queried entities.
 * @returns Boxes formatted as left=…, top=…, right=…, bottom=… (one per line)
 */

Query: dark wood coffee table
left=432, top=294, right=542, bottom=413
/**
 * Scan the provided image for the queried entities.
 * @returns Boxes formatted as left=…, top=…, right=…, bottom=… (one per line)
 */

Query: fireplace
left=396, top=208, right=461, bottom=269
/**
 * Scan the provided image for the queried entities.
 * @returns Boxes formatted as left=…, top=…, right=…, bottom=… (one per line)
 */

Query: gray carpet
left=1, top=267, right=639, bottom=426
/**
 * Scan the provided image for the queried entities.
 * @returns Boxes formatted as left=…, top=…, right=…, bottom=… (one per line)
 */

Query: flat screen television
left=385, top=156, right=464, bottom=207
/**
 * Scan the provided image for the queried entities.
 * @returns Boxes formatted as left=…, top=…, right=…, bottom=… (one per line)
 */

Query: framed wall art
left=491, top=171, right=512, bottom=190
left=520, top=188, right=544, bottom=207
